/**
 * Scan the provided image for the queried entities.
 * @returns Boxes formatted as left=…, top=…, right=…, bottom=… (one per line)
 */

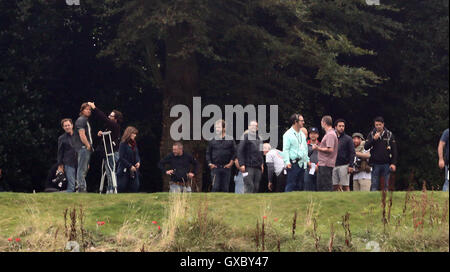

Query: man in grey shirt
left=72, top=102, right=93, bottom=192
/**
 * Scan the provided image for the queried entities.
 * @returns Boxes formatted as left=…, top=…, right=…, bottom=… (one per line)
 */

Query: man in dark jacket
left=332, top=119, right=355, bottom=192
left=206, top=120, right=236, bottom=192
left=88, top=102, right=123, bottom=193
left=57, top=118, right=78, bottom=192
left=364, top=116, right=398, bottom=191
left=159, top=142, right=198, bottom=193
left=237, top=121, right=264, bottom=193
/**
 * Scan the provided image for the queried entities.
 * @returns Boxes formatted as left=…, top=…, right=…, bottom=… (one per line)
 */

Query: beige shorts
left=332, top=165, right=350, bottom=186
left=353, top=179, right=371, bottom=191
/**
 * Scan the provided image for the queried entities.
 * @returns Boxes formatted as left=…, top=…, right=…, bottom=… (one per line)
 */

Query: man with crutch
left=88, top=102, right=123, bottom=194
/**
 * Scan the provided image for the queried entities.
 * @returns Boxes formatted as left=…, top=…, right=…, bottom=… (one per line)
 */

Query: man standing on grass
left=352, top=133, right=372, bottom=191
left=312, top=115, right=338, bottom=192
left=263, top=143, right=287, bottom=192
left=332, top=119, right=355, bottom=192
left=305, top=127, right=320, bottom=191
left=206, top=119, right=236, bottom=192
left=237, top=121, right=264, bottom=193
left=72, top=102, right=94, bottom=193
left=282, top=114, right=309, bottom=192
left=159, top=142, right=198, bottom=193
left=438, top=128, right=449, bottom=191
left=57, top=118, right=78, bottom=193
left=364, top=117, right=398, bottom=191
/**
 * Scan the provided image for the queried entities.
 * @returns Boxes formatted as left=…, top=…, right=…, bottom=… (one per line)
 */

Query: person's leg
left=285, top=164, right=300, bottom=192
left=325, top=167, right=333, bottom=191
left=211, top=168, right=221, bottom=192
left=294, top=166, right=305, bottom=191
left=443, top=165, right=449, bottom=192
left=382, top=164, right=391, bottom=191
left=353, top=179, right=361, bottom=191
left=304, top=172, right=313, bottom=191
left=117, top=174, right=127, bottom=193
left=65, top=165, right=77, bottom=193
left=234, top=172, right=245, bottom=194
left=243, top=168, right=255, bottom=194
left=371, top=164, right=380, bottom=191
left=276, top=173, right=287, bottom=192
left=222, top=168, right=231, bottom=192
left=360, top=179, right=371, bottom=191
left=253, top=168, right=262, bottom=193
left=170, top=183, right=181, bottom=193
left=332, top=166, right=340, bottom=191
left=129, top=173, right=140, bottom=193
left=76, top=148, right=91, bottom=192
left=339, top=165, right=350, bottom=192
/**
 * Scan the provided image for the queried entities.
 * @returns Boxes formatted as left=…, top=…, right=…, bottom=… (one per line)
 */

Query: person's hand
left=131, top=166, right=137, bottom=172
left=188, top=172, right=195, bottom=179
left=261, top=165, right=264, bottom=172
left=348, top=167, right=354, bottom=174
left=224, top=161, right=233, bottom=169
left=268, top=182, right=273, bottom=191
left=87, top=102, right=96, bottom=109
left=374, top=132, right=381, bottom=140
left=439, top=159, right=445, bottom=169
left=87, top=144, right=92, bottom=151
left=240, top=166, right=246, bottom=173
left=312, top=144, right=318, bottom=151
left=57, top=165, right=64, bottom=173
left=97, top=131, right=103, bottom=137
left=390, top=164, right=396, bottom=172
left=209, top=163, right=217, bottom=169
left=286, top=163, right=292, bottom=169
left=135, top=162, right=140, bottom=169
left=166, top=170, right=174, bottom=175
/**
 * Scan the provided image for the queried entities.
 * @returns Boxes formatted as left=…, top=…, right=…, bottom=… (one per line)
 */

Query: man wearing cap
left=304, top=127, right=320, bottom=191
left=352, top=133, right=372, bottom=191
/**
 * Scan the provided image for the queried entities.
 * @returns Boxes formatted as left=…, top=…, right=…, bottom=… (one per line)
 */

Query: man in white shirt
left=263, top=143, right=287, bottom=192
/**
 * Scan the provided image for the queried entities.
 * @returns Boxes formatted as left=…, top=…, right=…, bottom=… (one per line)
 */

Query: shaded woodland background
left=0, top=0, right=448, bottom=192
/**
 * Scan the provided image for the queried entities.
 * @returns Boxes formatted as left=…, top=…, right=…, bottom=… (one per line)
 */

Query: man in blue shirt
left=282, top=114, right=309, bottom=192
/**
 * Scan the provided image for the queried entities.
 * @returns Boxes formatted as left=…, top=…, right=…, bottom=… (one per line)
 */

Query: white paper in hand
left=242, top=172, right=249, bottom=177
left=309, top=163, right=316, bottom=175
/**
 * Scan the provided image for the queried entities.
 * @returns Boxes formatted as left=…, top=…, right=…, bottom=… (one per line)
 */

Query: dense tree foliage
left=0, top=0, right=448, bottom=191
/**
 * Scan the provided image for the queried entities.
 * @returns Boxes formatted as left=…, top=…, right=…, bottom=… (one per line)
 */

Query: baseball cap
left=309, top=127, right=319, bottom=134
left=352, top=132, right=364, bottom=140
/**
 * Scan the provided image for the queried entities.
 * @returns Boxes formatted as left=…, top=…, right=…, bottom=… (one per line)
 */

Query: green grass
left=0, top=191, right=448, bottom=252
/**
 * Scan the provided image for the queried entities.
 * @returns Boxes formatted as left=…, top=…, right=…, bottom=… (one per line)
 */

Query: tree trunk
left=159, top=22, right=203, bottom=192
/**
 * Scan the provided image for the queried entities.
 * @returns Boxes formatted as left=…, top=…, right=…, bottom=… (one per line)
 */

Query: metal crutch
left=99, top=131, right=118, bottom=194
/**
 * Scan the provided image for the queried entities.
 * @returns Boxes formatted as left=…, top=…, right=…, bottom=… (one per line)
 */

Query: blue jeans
left=169, top=183, right=192, bottom=193
left=118, top=171, right=140, bottom=193
left=77, top=147, right=92, bottom=192
left=285, top=164, right=305, bottom=192
left=443, top=165, right=449, bottom=192
left=371, top=164, right=390, bottom=191
left=234, top=172, right=245, bottom=194
left=65, top=165, right=77, bottom=193
left=105, top=152, right=119, bottom=191
left=304, top=172, right=317, bottom=191
left=211, top=167, right=231, bottom=192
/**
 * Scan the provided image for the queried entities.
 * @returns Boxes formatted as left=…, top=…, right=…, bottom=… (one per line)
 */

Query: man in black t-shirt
left=159, top=142, right=198, bottom=193
left=72, top=102, right=93, bottom=192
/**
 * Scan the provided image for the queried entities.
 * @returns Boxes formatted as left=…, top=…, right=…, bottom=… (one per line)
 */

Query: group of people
left=48, top=101, right=449, bottom=194
left=198, top=115, right=400, bottom=194
left=51, top=102, right=141, bottom=193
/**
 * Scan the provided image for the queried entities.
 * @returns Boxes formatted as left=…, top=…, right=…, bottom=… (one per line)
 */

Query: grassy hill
left=0, top=191, right=448, bottom=252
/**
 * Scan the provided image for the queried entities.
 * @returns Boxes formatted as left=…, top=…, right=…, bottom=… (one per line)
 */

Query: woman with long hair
left=117, top=126, right=141, bottom=192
